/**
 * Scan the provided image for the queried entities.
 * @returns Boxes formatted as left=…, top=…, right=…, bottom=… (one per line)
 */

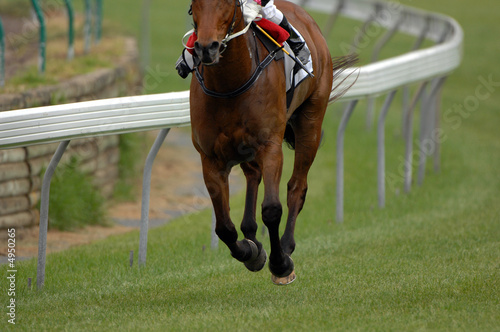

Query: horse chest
left=192, top=98, right=283, bottom=164
left=194, top=122, right=264, bottom=164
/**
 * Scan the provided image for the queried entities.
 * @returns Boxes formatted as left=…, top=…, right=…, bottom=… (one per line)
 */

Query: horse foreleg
left=201, top=157, right=256, bottom=263
left=239, top=161, right=267, bottom=272
left=257, top=144, right=295, bottom=284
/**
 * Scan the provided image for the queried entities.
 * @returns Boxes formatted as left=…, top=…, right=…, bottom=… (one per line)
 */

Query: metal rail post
left=349, top=4, right=383, bottom=54
left=377, top=90, right=398, bottom=208
left=31, top=0, right=46, bottom=74
left=415, top=25, right=450, bottom=184
left=94, top=0, right=103, bottom=44
left=322, top=0, right=345, bottom=39
left=336, top=100, right=359, bottom=223
left=417, top=77, right=447, bottom=185
left=138, top=128, right=170, bottom=266
left=417, top=83, right=432, bottom=185
left=344, top=4, right=380, bottom=122
left=64, top=0, right=75, bottom=60
left=37, top=140, right=70, bottom=289
left=141, top=0, right=152, bottom=71
left=431, top=25, right=452, bottom=173
left=403, top=82, right=428, bottom=193
left=366, top=12, right=405, bottom=130
left=84, top=0, right=92, bottom=53
left=433, top=87, right=444, bottom=173
left=402, top=15, right=431, bottom=138
left=0, top=16, right=5, bottom=86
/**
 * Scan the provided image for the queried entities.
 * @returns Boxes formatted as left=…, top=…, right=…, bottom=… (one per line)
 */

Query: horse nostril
left=194, top=40, right=220, bottom=64
left=194, top=41, right=202, bottom=52
left=209, top=41, right=220, bottom=52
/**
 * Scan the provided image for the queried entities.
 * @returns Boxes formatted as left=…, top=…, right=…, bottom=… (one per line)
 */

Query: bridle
left=190, top=0, right=279, bottom=99
left=220, top=0, right=244, bottom=53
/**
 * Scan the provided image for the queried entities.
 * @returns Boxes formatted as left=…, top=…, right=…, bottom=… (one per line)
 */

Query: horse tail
left=329, top=54, right=359, bottom=103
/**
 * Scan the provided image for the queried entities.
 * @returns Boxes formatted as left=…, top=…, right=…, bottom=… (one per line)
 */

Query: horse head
left=191, top=0, right=243, bottom=65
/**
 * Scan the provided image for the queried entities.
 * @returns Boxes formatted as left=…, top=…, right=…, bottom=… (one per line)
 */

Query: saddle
left=252, top=19, right=314, bottom=109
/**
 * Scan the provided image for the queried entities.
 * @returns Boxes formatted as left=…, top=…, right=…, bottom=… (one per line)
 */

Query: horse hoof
left=271, top=270, right=296, bottom=285
left=268, top=255, right=295, bottom=278
left=243, top=239, right=267, bottom=272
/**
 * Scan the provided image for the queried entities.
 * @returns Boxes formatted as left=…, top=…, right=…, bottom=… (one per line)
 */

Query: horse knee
left=215, top=223, right=238, bottom=244
left=287, top=180, right=308, bottom=211
left=262, top=202, right=282, bottom=226
left=288, top=179, right=308, bottom=197
left=241, top=220, right=257, bottom=238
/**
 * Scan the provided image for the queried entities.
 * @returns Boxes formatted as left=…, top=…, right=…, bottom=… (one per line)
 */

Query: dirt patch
left=108, top=129, right=213, bottom=225
left=1, top=128, right=242, bottom=262
left=4, top=224, right=134, bottom=259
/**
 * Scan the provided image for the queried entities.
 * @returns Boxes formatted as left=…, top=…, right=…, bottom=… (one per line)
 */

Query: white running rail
left=0, top=92, right=190, bottom=148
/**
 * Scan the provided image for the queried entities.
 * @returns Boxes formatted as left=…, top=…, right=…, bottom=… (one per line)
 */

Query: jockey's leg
left=175, top=49, right=195, bottom=79
left=261, top=0, right=310, bottom=64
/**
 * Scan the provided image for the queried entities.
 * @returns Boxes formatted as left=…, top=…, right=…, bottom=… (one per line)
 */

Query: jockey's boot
left=175, top=49, right=195, bottom=79
left=279, top=16, right=310, bottom=65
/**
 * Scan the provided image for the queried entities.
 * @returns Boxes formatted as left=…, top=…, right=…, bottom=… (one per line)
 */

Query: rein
left=192, top=0, right=277, bottom=99
left=194, top=38, right=279, bottom=99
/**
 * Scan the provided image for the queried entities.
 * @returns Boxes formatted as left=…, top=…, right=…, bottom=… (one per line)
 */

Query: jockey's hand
left=243, top=0, right=262, bottom=24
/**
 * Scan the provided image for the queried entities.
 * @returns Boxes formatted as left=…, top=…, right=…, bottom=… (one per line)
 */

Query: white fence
left=0, top=0, right=463, bottom=288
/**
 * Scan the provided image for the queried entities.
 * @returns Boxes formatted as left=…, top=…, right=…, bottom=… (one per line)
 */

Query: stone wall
left=0, top=38, right=140, bottom=229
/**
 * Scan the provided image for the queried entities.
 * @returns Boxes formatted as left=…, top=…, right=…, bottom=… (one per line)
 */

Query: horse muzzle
left=194, top=41, right=221, bottom=65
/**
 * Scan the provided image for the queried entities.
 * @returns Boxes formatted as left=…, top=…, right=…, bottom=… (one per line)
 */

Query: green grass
left=2, top=0, right=499, bottom=330
left=1, top=4, right=127, bottom=93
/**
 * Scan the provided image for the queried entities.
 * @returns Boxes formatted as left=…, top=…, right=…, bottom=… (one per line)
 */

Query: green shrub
left=113, top=132, right=148, bottom=201
left=46, top=157, right=108, bottom=231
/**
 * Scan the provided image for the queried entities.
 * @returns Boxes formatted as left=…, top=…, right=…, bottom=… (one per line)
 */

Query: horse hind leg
left=239, top=161, right=267, bottom=272
left=281, top=100, right=327, bottom=256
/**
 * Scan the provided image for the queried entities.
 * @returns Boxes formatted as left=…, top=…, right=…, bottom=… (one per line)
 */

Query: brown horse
left=189, top=0, right=352, bottom=284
